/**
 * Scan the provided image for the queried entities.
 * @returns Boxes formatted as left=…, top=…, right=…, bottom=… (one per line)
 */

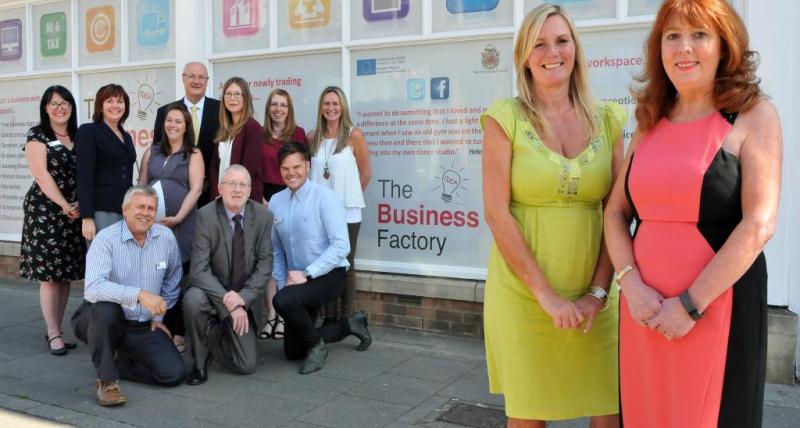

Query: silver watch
left=587, top=285, right=610, bottom=311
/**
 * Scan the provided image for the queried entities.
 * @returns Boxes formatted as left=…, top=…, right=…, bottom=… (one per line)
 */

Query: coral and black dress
left=621, top=111, right=766, bottom=427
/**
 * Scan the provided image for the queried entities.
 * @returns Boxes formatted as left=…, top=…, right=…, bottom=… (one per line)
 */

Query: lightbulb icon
left=440, top=169, right=461, bottom=203
left=137, top=83, right=155, bottom=120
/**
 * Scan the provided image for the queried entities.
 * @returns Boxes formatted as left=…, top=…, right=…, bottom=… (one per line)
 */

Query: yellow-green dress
left=481, top=99, right=626, bottom=420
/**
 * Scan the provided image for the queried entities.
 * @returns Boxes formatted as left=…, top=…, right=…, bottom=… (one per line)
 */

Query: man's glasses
left=182, top=73, right=209, bottom=81
left=221, top=181, right=251, bottom=189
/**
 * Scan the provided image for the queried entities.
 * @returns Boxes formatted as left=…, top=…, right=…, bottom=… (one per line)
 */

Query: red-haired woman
left=76, top=84, right=137, bottom=240
left=605, top=1, right=782, bottom=426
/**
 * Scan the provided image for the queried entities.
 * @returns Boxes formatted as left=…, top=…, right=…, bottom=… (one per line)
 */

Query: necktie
left=190, top=105, right=200, bottom=145
left=231, top=214, right=246, bottom=291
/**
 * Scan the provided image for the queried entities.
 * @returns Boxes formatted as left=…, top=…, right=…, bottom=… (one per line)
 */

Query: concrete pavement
left=0, top=278, right=797, bottom=427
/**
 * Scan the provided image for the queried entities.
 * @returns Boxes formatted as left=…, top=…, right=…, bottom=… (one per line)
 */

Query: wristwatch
left=587, top=285, right=610, bottom=311
left=303, top=269, right=313, bottom=281
left=679, top=291, right=703, bottom=320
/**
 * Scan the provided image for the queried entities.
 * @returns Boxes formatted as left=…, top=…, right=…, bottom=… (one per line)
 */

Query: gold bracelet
left=614, top=264, right=636, bottom=286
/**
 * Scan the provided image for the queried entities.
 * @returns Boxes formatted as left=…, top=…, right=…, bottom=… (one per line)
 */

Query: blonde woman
left=209, top=77, right=264, bottom=202
left=307, top=86, right=371, bottom=342
left=481, top=5, right=625, bottom=426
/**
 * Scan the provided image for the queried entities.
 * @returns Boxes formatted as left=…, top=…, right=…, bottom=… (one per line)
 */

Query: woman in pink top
left=261, top=89, right=307, bottom=202
left=258, top=88, right=307, bottom=340
left=604, top=0, right=782, bottom=426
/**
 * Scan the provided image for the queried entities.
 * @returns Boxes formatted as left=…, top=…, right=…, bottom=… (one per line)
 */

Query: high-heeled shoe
left=259, top=318, right=278, bottom=340
left=45, top=334, right=67, bottom=356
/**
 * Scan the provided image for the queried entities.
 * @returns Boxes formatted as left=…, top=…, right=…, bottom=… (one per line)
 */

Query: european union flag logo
left=357, top=59, right=377, bottom=76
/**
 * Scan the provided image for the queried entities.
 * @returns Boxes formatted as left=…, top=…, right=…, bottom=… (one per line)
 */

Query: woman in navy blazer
left=209, top=77, right=264, bottom=202
left=76, top=84, right=136, bottom=240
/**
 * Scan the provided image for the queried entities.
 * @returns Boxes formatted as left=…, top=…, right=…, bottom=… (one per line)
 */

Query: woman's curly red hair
left=633, top=0, right=762, bottom=132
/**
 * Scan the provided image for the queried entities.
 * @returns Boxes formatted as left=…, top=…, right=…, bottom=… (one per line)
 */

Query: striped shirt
left=84, top=220, right=182, bottom=322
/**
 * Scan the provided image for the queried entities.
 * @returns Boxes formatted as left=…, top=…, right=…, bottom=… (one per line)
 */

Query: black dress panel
left=19, top=126, right=86, bottom=281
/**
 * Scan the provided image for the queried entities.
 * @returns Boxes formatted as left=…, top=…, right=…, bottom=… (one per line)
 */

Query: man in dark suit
left=183, top=165, right=273, bottom=385
left=152, top=61, right=220, bottom=206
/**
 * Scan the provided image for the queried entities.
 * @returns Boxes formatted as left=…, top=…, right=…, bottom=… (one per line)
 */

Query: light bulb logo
left=129, top=72, right=162, bottom=122
left=440, top=170, right=460, bottom=203
left=434, top=160, right=469, bottom=204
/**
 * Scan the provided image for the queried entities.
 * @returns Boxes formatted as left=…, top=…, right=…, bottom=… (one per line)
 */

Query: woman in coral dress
left=604, top=1, right=782, bottom=427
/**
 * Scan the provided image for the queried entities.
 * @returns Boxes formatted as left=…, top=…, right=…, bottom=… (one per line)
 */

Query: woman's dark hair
left=39, top=85, right=78, bottom=140
left=158, top=102, right=196, bottom=160
left=92, top=84, right=130, bottom=125
left=278, top=141, right=310, bottom=165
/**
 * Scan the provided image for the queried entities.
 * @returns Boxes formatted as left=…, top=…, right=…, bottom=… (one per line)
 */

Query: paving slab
left=297, top=394, right=411, bottom=428
left=346, top=373, right=447, bottom=407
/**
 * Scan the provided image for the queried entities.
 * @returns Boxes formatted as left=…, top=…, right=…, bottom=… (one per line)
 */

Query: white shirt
left=183, top=96, right=206, bottom=130
left=218, top=139, right=233, bottom=183
left=309, top=137, right=365, bottom=223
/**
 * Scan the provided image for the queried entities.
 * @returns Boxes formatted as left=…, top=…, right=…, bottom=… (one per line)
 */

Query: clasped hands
left=537, top=289, right=603, bottom=334
left=61, top=201, right=80, bottom=220
left=623, top=278, right=696, bottom=340
left=223, top=290, right=249, bottom=336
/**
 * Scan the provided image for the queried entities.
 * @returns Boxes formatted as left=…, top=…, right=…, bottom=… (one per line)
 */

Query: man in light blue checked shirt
left=71, top=185, right=185, bottom=407
left=271, top=142, right=371, bottom=375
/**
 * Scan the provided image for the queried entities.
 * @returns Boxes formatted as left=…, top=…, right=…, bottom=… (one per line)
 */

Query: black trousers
left=71, top=301, right=186, bottom=385
left=273, top=268, right=350, bottom=360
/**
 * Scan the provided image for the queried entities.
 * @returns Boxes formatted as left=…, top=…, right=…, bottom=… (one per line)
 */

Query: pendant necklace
left=323, top=138, right=334, bottom=180
left=54, top=130, right=69, bottom=138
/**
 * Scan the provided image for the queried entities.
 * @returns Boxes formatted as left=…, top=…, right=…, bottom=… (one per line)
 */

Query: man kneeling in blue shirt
left=71, top=185, right=185, bottom=407
left=270, top=142, right=371, bottom=374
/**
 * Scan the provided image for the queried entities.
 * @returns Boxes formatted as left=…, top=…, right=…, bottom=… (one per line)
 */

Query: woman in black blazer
left=76, top=84, right=137, bottom=240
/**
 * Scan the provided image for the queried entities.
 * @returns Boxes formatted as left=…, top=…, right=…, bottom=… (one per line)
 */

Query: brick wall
left=0, top=256, right=19, bottom=279
left=356, top=290, right=484, bottom=337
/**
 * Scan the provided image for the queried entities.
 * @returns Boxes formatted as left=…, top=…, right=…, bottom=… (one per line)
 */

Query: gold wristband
left=614, top=264, right=636, bottom=286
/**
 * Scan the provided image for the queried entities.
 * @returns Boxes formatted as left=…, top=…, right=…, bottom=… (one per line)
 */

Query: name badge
left=157, top=261, right=167, bottom=270
left=47, top=140, right=63, bottom=147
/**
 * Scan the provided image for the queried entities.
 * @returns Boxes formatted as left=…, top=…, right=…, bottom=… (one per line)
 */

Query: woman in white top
left=308, top=86, right=371, bottom=329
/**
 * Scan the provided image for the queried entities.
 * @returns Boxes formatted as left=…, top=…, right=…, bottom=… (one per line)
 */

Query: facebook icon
left=430, top=77, right=449, bottom=100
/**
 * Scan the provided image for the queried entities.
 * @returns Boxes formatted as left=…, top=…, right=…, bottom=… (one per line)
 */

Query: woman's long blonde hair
left=514, top=4, right=598, bottom=139
left=309, top=86, right=354, bottom=156
left=215, top=76, right=254, bottom=143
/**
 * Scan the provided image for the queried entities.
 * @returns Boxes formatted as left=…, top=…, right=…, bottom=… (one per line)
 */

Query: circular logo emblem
left=90, top=12, right=111, bottom=45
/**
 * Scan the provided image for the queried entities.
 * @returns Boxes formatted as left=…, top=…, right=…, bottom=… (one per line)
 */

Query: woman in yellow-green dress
left=481, top=5, right=625, bottom=427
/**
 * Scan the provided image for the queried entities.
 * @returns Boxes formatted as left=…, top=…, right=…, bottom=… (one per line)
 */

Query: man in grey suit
left=183, top=165, right=272, bottom=385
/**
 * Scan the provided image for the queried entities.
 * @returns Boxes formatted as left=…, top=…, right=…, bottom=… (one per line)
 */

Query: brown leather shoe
left=96, top=380, right=127, bottom=406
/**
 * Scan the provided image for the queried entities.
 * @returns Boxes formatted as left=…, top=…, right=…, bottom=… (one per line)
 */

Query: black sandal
left=271, top=319, right=285, bottom=340
left=259, top=318, right=278, bottom=340
left=46, top=334, right=67, bottom=356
